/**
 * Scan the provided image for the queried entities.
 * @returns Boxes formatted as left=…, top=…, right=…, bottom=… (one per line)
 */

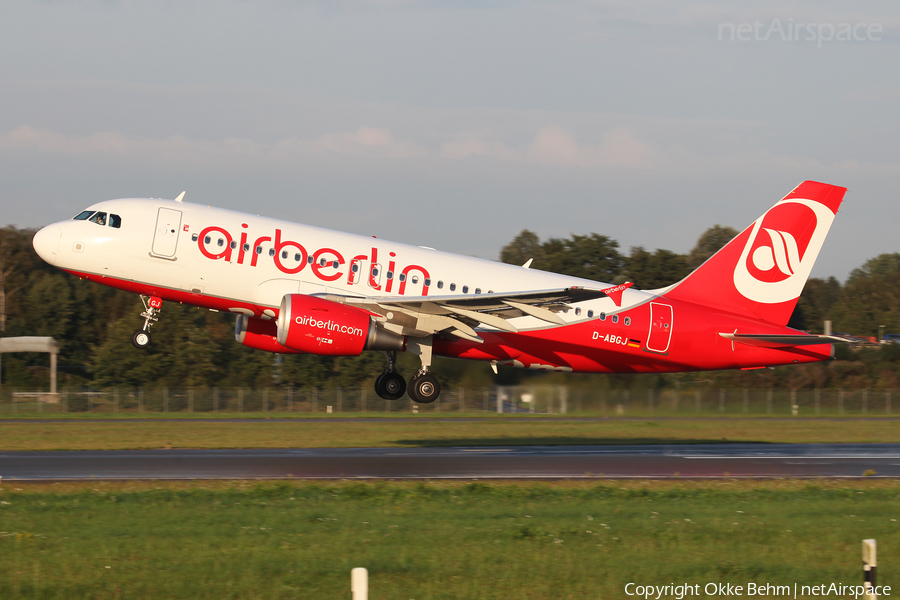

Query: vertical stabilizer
left=664, top=181, right=846, bottom=325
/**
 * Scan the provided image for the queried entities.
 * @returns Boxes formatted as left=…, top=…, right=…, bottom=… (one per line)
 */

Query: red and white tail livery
left=32, top=181, right=848, bottom=404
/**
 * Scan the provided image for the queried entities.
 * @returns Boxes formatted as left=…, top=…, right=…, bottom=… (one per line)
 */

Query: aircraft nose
left=33, top=224, right=61, bottom=266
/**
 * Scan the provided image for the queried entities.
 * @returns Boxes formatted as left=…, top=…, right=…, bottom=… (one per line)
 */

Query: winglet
left=601, top=282, right=633, bottom=307
left=522, top=258, right=533, bottom=269
left=174, top=191, right=186, bottom=203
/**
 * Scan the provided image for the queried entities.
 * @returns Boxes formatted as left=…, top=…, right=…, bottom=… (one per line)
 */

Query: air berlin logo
left=733, top=199, right=834, bottom=304
left=748, top=228, right=804, bottom=283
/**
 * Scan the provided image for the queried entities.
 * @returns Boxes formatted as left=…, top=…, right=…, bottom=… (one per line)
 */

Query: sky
left=1, top=0, right=898, bottom=281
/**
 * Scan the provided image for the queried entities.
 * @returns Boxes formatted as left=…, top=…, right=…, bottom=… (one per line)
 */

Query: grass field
left=1, top=480, right=897, bottom=599
left=1, top=415, right=900, bottom=451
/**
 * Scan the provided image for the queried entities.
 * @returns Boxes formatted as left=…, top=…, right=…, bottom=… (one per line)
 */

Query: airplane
left=31, top=181, right=849, bottom=404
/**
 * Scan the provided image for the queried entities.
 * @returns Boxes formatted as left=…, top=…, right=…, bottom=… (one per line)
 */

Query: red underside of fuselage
left=68, top=270, right=833, bottom=374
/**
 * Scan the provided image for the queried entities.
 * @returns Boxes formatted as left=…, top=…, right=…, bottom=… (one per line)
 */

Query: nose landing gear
left=131, top=295, right=162, bottom=349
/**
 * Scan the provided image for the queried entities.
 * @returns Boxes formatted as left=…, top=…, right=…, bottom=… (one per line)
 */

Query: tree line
left=1, top=223, right=899, bottom=392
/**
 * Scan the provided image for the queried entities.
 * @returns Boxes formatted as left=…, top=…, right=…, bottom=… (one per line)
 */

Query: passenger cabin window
left=449, top=283, right=456, bottom=291
left=255, top=246, right=262, bottom=254
left=268, top=248, right=275, bottom=256
left=475, top=288, right=481, bottom=294
left=399, top=273, right=406, bottom=282
left=599, top=313, right=606, bottom=321
left=624, top=316, right=631, bottom=326
left=424, top=278, right=431, bottom=286
left=73, top=210, right=94, bottom=221
left=412, top=275, right=419, bottom=284
left=204, top=236, right=211, bottom=244
left=192, top=234, right=199, bottom=242
left=243, top=243, right=250, bottom=252
left=437, top=281, right=443, bottom=289
left=462, top=285, right=469, bottom=293
left=218, top=239, right=225, bottom=247
left=386, top=271, right=394, bottom=279
left=88, top=212, right=107, bottom=226
left=295, top=253, right=302, bottom=261
left=575, top=307, right=581, bottom=316
left=230, top=241, right=237, bottom=249
left=109, top=214, right=122, bottom=228
left=587, top=310, right=594, bottom=318
left=611, top=315, right=619, bottom=324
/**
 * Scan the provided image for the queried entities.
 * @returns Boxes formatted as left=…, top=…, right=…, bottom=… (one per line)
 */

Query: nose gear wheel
left=131, top=295, right=162, bottom=350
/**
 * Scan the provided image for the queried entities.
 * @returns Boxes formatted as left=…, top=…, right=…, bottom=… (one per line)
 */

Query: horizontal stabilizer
left=719, top=333, right=854, bottom=348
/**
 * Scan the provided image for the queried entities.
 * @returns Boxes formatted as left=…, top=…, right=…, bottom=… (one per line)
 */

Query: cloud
left=440, top=126, right=658, bottom=168
left=0, top=123, right=661, bottom=169
left=0, top=124, right=429, bottom=166
left=3, top=118, right=893, bottom=181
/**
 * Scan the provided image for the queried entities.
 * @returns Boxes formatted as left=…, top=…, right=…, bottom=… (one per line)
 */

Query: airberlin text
left=295, top=315, right=364, bottom=338
left=624, top=582, right=890, bottom=598
left=196, top=225, right=430, bottom=296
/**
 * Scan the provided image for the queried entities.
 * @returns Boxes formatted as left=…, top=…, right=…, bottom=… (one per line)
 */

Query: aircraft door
left=646, top=302, right=673, bottom=354
left=151, top=208, right=182, bottom=258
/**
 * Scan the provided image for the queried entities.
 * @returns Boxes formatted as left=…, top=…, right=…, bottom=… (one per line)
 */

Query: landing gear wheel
left=131, top=330, right=152, bottom=349
left=375, top=372, right=406, bottom=400
left=408, top=373, right=440, bottom=404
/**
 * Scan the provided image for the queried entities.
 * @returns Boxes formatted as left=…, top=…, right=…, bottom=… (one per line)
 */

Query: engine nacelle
left=235, top=314, right=302, bottom=354
left=276, top=294, right=404, bottom=356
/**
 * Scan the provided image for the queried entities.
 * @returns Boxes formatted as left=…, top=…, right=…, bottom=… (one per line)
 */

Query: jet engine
left=235, top=314, right=302, bottom=353
left=276, top=294, right=403, bottom=356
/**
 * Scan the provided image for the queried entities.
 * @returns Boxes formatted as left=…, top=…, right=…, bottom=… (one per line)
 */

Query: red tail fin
left=664, top=181, right=846, bottom=325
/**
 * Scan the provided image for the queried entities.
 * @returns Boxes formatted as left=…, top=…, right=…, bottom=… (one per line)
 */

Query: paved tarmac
left=4, top=417, right=900, bottom=423
left=2, top=443, right=900, bottom=480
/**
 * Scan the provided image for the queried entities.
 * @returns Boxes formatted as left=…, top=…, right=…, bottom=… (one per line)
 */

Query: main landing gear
left=374, top=351, right=407, bottom=400
left=373, top=340, right=442, bottom=404
left=131, top=295, right=162, bottom=349
left=408, top=371, right=440, bottom=404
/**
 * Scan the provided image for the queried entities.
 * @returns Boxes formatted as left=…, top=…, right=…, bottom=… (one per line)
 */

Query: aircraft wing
left=718, top=333, right=855, bottom=349
left=323, top=287, right=608, bottom=342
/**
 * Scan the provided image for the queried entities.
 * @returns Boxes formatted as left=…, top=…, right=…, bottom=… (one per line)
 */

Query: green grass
left=1, top=480, right=898, bottom=599
left=2, top=416, right=900, bottom=451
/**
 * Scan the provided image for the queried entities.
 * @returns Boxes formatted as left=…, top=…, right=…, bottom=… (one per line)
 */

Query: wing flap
left=321, top=286, right=607, bottom=339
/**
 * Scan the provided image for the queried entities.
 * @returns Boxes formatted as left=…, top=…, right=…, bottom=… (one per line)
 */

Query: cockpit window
left=73, top=210, right=95, bottom=221
left=88, top=212, right=107, bottom=226
left=109, top=214, right=122, bottom=228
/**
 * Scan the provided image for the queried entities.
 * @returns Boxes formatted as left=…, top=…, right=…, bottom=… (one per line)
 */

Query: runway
left=2, top=443, right=900, bottom=480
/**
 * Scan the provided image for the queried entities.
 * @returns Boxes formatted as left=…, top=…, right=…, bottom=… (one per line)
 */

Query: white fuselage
left=34, top=198, right=650, bottom=330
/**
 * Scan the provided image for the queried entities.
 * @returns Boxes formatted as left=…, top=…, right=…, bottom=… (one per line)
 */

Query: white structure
left=351, top=567, right=368, bottom=600
left=0, top=336, right=59, bottom=394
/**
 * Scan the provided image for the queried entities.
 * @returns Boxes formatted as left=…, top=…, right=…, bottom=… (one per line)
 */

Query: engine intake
left=276, top=294, right=403, bottom=356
